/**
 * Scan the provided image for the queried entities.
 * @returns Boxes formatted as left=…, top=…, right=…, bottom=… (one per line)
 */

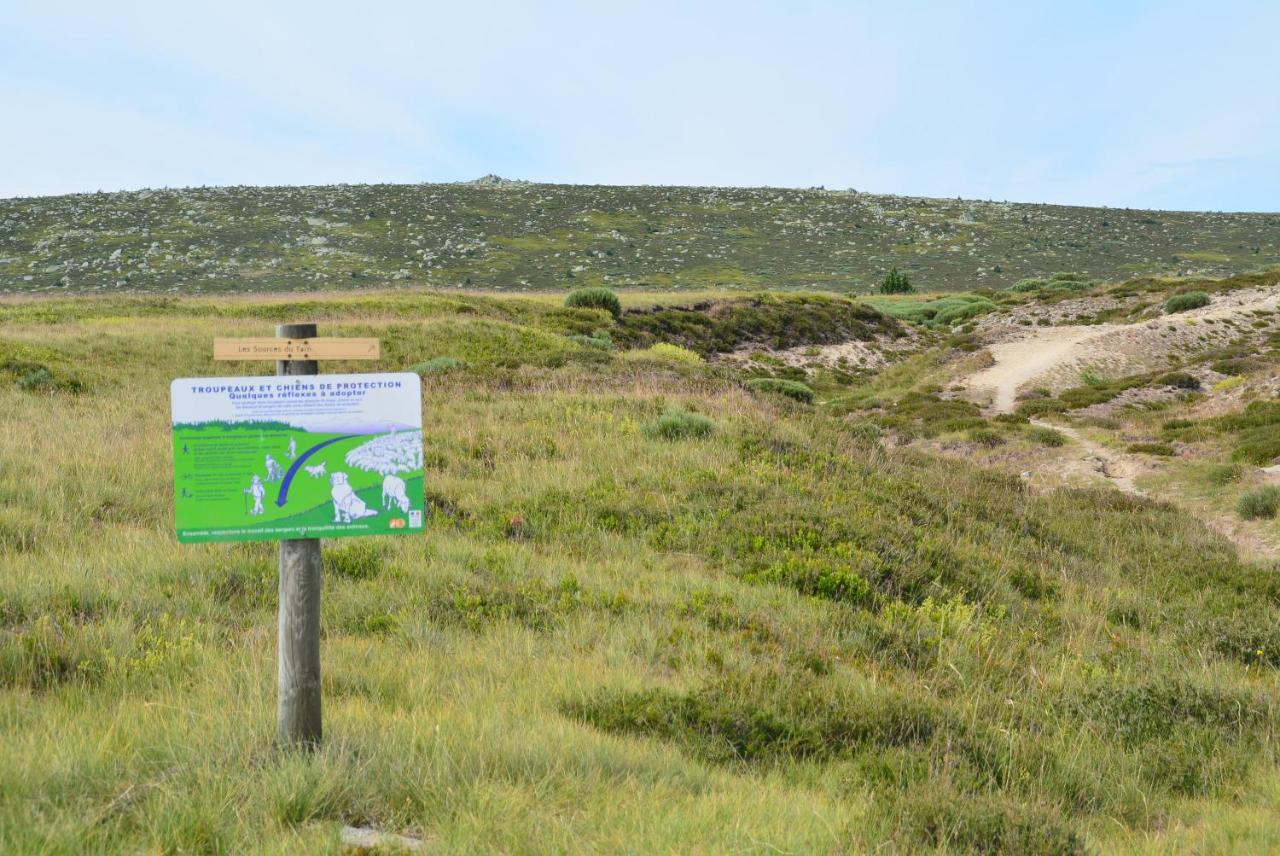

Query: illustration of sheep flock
left=331, top=430, right=423, bottom=523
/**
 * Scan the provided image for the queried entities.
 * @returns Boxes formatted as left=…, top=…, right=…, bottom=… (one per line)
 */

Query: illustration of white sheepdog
left=381, top=474, right=410, bottom=513
left=329, top=471, right=378, bottom=523
left=305, top=462, right=327, bottom=478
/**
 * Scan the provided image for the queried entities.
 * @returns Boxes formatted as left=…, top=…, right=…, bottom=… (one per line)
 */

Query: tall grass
left=2, top=292, right=1280, bottom=852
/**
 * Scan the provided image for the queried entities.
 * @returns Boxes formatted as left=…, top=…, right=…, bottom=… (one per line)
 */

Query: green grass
left=3, top=289, right=1280, bottom=851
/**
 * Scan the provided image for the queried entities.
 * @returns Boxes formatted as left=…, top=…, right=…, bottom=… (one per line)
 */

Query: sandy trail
left=964, top=286, right=1280, bottom=414
left=967, top=326, right=1117, bottom=412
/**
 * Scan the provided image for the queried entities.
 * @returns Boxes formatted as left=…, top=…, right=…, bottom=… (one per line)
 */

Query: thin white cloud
left=2, top=0, right=1277, bottom=209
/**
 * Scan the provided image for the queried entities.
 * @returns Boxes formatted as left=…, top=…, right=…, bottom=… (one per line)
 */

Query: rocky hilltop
left=1, top=181, right=1277, bottom=294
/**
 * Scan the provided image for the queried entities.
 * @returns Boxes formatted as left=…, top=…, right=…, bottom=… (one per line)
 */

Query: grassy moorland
left=3, top=182, right=1279, bottom=296
left=2, top=287, right=1280, bottom=853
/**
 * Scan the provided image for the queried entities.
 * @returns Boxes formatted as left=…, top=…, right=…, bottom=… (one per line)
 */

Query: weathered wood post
left=276, top=322, right=322, bottom=748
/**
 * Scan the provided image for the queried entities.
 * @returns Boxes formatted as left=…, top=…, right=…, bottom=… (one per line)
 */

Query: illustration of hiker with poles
left=244, top=474, right=266, bottom=515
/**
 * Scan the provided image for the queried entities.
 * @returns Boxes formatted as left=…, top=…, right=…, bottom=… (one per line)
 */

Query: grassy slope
left=2, top=291, right=1280, bottom=852
left=2, top=183, right=1278, bottom=295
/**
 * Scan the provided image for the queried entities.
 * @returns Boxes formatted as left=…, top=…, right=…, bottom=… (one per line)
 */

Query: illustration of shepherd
left=265, top=454, right=284, bottom=482
left=244, top=474, right=266, bottom=515
left=286, top=436, right=297, bottom=459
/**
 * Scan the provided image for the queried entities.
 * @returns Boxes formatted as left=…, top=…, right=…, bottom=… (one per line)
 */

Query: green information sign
left=171, top=372, right=424, bottom=543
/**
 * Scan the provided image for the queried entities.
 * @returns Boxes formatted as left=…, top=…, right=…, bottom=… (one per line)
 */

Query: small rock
left=340, top=825, right=424, bottom=852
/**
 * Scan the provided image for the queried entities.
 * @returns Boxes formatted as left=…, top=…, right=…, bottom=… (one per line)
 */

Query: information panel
left=171, top=373, right=424, bottom=543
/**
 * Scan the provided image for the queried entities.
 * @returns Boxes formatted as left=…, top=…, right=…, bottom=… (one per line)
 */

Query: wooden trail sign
left=172, top=325, right=423, bottom=750
left=214, top=337, right=380, bottom=361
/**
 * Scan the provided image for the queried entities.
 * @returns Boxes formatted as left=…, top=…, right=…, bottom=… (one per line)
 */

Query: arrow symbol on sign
left=275, top=435, right=358, bottom=507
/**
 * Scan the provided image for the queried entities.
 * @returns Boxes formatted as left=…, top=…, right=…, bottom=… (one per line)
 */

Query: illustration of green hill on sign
left=171, top=373, right=423, bottom=542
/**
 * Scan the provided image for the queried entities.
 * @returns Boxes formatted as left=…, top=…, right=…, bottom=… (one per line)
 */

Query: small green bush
left=1237, top=486, right=1280, bottom=520
left=1027, top=426, right=1067, bottom=447
left=1204, top=463, right=1243, bottom=486
left=565, top=287, right=622, bottom=319
left=1015, top=398, right=1068, bottom=417
left=1233, top=434, right=1280, bottom=465
left=1008, top=278, right=1048, bottom=293
left=967, top=428, right=1005, bottom=447
left=643, top=408, right=716, bottom=440
left=408, top=356, right=469, bottom=374
left=17, top=368, right=55, bottom=391
left=745, top=377, right=815, bottom=404
left=1211, top=358, right=1261, bottom=376
left=933, top=298, right=996, bottom=326
left=879, top=267, right=914, bottom=294
left=1165, top=291, right=1210, bottom=314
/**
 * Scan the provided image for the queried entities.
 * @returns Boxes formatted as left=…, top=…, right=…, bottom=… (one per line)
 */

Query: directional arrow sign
left=214, top=338, right=380, bottom=361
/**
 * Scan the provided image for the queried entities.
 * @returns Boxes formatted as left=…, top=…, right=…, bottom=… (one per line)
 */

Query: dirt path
left=1030, top=420, right=1279, bottom=560
left=967, top=327, right=1117, bottom=412
left=957, top=286, right=1280, bottom=561
left=962, top=286, right=1280, bottom=413
left=1037, top=420, right=1143, bottom=494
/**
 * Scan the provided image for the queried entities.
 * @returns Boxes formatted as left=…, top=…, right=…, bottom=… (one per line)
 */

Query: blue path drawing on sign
left=275, top=435, right=358, bottom=507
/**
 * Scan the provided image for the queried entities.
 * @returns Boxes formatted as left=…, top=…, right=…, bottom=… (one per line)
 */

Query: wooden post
left=276, top=322, right=322, bottom=748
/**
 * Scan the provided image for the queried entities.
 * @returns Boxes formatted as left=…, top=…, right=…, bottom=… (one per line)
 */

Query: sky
left=2, top=1, right=1278, bottom=211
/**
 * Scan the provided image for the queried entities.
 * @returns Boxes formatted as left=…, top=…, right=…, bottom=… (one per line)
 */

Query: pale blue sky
left=3, top=1, right=1277, bottom=210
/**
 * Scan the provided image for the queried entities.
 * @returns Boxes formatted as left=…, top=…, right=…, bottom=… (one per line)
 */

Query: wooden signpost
left=275, top=322, right=324, bottom=748
left=178, top=326, right=422, bottom=750
left=213, top=337, right=380, bottom=361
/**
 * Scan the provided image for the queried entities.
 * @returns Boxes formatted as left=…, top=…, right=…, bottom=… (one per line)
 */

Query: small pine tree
left=879, top=267, right=914, bottom=294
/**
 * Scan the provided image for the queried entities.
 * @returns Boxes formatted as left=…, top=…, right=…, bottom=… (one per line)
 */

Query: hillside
left=2, top=181, right=1278, bottom=295
left=3, top=278, right=1280, bottom=851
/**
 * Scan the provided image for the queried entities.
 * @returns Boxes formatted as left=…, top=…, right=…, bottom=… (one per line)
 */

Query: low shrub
left=897, top=789, right=1085, bottom=855
left=1238, top=486, right=1280, bottom=520
left=1233, top=433, right=1280, bottom=465
left=745, top=377, right=815, bottom=404
left=643, top=408, right=716, bottom=440
left=1027, top=426, right=1067, bottom=447
left=408, top=356, right=468, bottom=374
left=17, top=368, right=55, bottom=391
left=1158, top=372, right=1201, bottom=390
left=1203, top=463, right=1243, bottom=486
left=934, top=298, right=996, bottom=326
left=1165, top=291, right=1210, bottom=314
left=1015, top=398, right=1068, bottom=418
left=967, top=428, right=1005, bottom=447
left=565, top=287, right=622, bottom=319
left=1007, top=278, right=1047, bottom=293
left=1211, top=358, right=1263, bottom=376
